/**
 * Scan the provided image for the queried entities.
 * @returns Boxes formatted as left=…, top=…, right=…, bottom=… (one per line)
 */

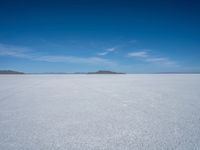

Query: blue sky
left=0, top=0, right=200, bottom=73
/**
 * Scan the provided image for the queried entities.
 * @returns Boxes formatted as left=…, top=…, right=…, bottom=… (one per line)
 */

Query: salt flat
left=0, top=74, right=200, bottom=150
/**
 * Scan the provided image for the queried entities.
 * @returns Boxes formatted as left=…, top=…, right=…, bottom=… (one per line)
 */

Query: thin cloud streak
left=145, top=57, right=178, bottom=66
left=0, top=43, right=31, bottom=58
left=106, top=48, right=115, bottom=52
left=97, top=47, right=116, bottom=56
left=0, top=43, right=117, bottom=67
left=97, top=51, right=109, bottom=56
left=0, top=43, right=179, bottom=70
left=127, top=51, right=148, bottom=58
left=36, top=55, right=116, bottom=66
left=128, top=50, right=178, bottom=66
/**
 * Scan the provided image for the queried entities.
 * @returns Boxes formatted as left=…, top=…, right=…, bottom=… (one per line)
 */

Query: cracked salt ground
left=0, top=74, right=200, bottom=150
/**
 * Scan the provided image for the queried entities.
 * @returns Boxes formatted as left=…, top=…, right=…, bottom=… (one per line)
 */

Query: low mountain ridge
left=87, top=70, right=125, bottom=74
left=0, top=70, right=24, bottom=74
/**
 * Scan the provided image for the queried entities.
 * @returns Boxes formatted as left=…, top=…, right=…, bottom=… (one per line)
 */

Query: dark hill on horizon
left=0, top=70, right=24, bottom=74
left=87, top=70, right=125, bottom=74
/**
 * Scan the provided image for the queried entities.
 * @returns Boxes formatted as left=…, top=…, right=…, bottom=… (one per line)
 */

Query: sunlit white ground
left=0, top=74, right=200, bottom=150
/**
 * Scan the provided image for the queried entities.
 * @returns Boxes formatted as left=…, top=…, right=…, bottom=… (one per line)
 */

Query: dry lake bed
left=0, top=74, right=200, bottom=150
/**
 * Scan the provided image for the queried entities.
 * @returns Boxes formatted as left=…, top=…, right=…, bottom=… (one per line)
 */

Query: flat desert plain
left=0, top=74, right=200, bottom=150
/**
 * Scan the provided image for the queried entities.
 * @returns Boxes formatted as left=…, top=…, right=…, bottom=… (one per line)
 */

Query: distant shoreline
left=1, top=70, right=200, bottom=75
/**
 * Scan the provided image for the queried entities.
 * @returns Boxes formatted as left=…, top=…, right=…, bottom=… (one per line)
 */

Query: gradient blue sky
left=0, top=0, right=200, bottom=73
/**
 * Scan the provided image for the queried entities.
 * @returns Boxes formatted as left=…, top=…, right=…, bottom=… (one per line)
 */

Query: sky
left=0, top=0, right=200, bottom=73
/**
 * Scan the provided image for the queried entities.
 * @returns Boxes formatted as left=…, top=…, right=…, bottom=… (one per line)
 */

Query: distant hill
left=0, top=70, right=24, bottom=74
left=87, top=70, right=125, bottom=74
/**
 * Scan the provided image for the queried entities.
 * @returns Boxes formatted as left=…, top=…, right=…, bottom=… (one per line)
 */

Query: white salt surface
left=0, top=74, right=200, bottom=150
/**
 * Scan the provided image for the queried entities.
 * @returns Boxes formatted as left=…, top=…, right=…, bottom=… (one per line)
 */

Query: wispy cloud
left=0, top=43, right=117, bottom=67
left=127, top=51, right=148, bottom=58
left=97, top=47, right=116, bottom=56
left=0, top=43, right=179, bottom=70
left=97, top=52, right=109, bottom=56
left=36, top=55, right=116, bottom=66
left=145, top=57, right=177, bottom=66
left=106, top=48, right=115, bottom=52
left=128, top=50, right=178, bottom=66
left=0, top=43, right=31, bottom=58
